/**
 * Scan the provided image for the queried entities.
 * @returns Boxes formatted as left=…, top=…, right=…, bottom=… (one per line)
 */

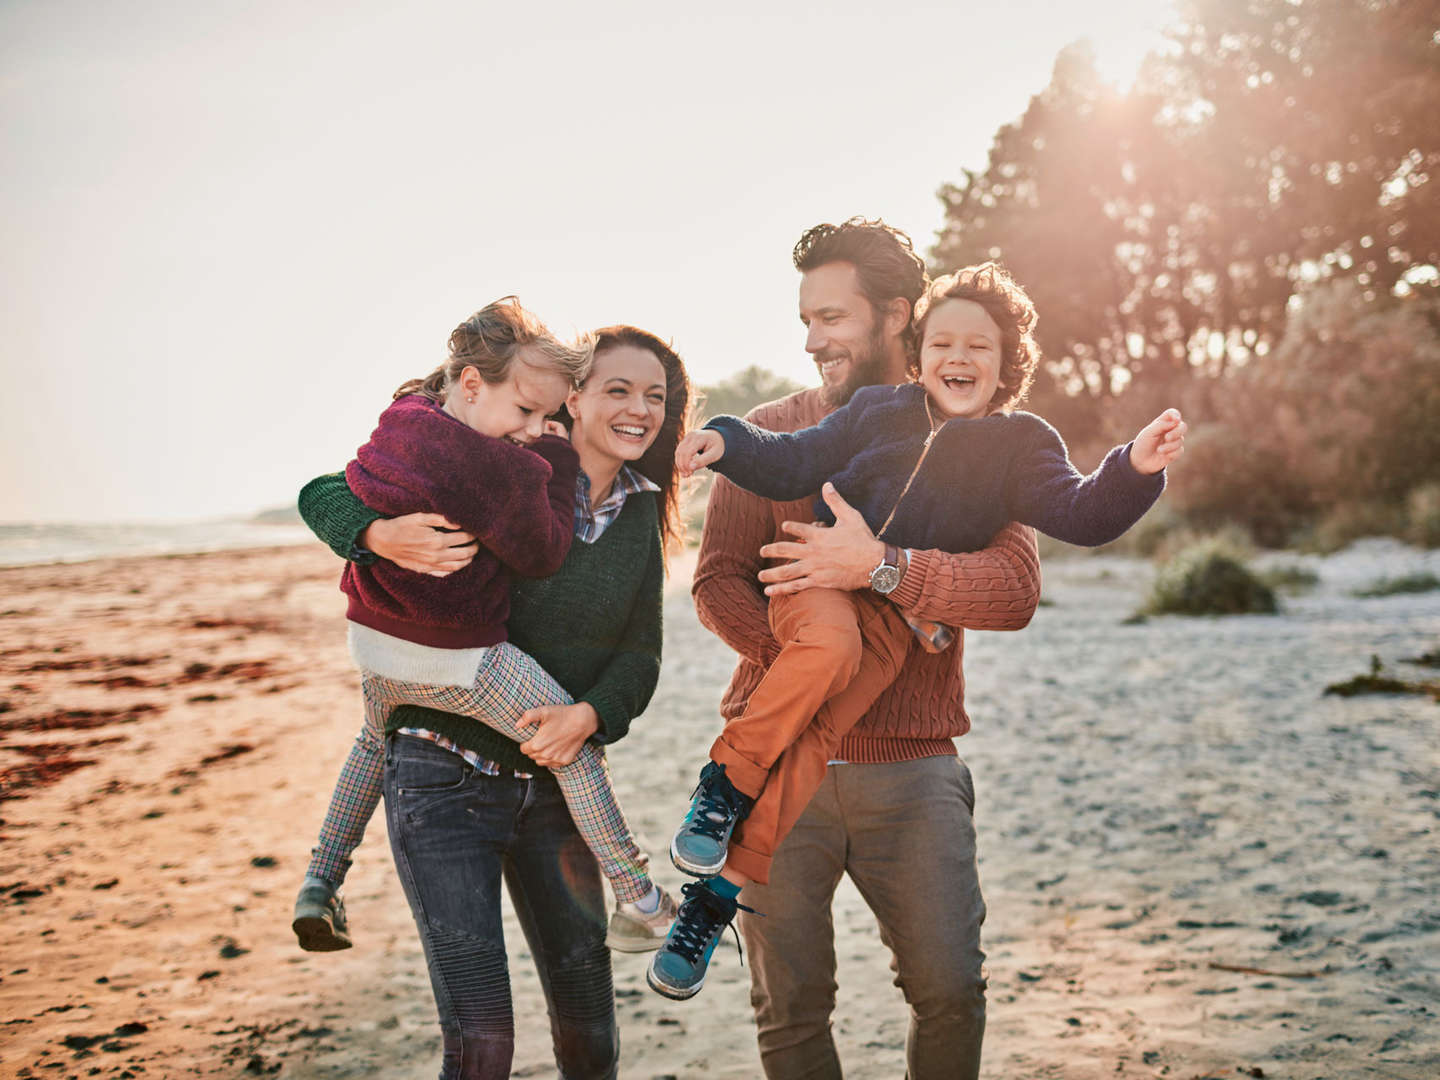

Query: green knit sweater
left=298, top=472, right=663, bottom=775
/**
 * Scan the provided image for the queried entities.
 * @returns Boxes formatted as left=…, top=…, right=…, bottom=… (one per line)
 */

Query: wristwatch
left=868, top=543, right=904, bottom=595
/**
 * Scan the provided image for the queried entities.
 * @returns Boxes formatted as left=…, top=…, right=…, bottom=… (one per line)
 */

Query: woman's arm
left=298, top=472, right=384, bottom=561
left=577, top=525, right=664, bottom=744
left=297, top=471, right=477, bottom=574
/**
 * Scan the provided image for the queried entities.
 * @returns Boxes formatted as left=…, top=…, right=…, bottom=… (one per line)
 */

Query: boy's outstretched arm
left=1130, top=408, right=1187, bottom=475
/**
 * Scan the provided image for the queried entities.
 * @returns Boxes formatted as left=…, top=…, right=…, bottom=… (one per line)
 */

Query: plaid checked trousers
left=307, top=642, right=652, bottom=902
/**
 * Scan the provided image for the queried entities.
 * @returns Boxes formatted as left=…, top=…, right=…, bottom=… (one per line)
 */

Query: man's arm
left=892, top=521, right=1040, bottom=631
left=758, top=485, right=1040, bottom=631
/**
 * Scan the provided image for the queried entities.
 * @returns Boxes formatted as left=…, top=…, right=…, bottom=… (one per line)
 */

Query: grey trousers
left=738, top=755, right=987, bottom=1080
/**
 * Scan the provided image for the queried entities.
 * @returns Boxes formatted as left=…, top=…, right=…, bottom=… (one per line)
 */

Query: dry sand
left=2, top=539, right=1437, bottom=1079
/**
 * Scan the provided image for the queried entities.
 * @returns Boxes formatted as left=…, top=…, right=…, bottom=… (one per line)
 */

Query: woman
left=297, top=325, right=690, bottom=1080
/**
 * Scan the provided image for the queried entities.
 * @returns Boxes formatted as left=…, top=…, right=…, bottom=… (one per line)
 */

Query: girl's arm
left=1003, top=417, right=1165, bottom=548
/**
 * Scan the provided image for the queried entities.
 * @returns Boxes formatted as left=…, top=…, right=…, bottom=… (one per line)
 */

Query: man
left=690, top=218, right=1041, bottom=1079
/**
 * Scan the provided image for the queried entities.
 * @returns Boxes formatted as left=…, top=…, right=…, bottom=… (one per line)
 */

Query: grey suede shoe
left=606, top=886, right=679, bottom=953
left=292, top=876, right=353, bottom=952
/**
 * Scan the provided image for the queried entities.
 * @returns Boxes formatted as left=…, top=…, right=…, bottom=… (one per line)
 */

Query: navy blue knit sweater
left=705, top=382, right=1164, bottom=552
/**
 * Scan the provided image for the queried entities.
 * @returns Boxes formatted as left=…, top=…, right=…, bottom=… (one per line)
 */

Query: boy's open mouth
left=942, top=375, right=976, bottom=389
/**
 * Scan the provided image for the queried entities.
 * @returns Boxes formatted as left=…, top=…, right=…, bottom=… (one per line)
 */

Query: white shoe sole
left=646, top=962, right=703, bottom=1000
left=669, top=834, right=725, bottom=878
left=606, top=928, right=666, bottom=953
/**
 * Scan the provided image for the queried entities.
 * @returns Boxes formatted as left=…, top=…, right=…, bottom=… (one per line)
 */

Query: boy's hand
left=542, top=420, right=570, bottom=440
left=675, top=429, right=726, bottom=476
left=1130, top=408, right=1187, bottom=475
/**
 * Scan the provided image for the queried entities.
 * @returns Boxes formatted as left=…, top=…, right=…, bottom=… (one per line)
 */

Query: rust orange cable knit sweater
left=692, top=386, right=1042, bottom=764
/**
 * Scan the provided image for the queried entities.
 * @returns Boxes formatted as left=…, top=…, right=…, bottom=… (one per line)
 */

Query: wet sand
left=2, top=539, right=1437, bottom=1078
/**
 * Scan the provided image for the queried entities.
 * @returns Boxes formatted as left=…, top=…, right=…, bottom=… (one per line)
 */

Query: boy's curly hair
left=911, top=262, right=1040, bottom=414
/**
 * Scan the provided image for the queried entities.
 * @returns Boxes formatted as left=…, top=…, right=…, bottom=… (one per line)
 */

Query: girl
left=293, top=299, right=673, bottom=960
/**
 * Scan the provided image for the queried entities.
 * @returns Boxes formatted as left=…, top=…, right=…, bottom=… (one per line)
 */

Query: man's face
left=798, top=261, right=892, bottom=407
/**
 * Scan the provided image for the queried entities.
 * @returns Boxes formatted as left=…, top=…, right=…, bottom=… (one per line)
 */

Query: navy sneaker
left=292, top=876, right=352, bottom=952
left=646, top=880, right=752, bottom=1000
left=670, top=761, right=755, bottom=877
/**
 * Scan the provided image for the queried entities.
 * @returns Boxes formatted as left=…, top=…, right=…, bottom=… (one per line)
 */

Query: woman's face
left=567, top=344, right=668, bottom=467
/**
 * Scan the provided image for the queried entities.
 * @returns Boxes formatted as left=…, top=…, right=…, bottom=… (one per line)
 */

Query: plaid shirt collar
left=573, top=465, right=660, bottom=543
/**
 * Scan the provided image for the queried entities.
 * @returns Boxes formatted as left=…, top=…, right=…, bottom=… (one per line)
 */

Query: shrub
left=1259, top=564, right=1320, bottom=592
left=1298, top=499, right=1407, bottom=554
left=1140, top=538, right=1278, bottom=616
left=1352, top=572, right=1440, bottom=599
left=1405, top=483, right=1440, bottom=549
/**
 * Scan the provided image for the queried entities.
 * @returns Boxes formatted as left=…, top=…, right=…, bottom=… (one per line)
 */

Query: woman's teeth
left=612, top=425, right=646, bottom=439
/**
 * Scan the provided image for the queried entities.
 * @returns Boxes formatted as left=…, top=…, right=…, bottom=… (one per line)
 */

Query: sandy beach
left=2, top=539, right=1437, bottom=1079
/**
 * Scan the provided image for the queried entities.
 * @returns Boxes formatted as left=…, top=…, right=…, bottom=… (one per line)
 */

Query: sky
left=1, top=0, right=1174, bottom=523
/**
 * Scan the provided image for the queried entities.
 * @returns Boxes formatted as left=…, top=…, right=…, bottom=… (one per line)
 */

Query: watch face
left=870, top=564, right=901, bottom=594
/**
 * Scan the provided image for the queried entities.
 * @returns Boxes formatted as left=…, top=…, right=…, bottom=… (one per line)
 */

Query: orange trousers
left=710, top=586, right=911, bottom=883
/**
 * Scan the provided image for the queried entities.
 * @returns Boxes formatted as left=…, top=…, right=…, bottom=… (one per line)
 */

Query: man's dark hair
left=792, top=217, right=930, bottom=354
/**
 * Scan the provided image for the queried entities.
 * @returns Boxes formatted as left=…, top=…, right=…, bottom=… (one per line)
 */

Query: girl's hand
left=675, top=429, right=725, bottom=476
left=1129, top=408, right=1187, bottom=475
left=542, top=420, right=570, bottom=441
left=517, top=702, right=600, bottom=767
left=362, top=513, right=478, bottom=576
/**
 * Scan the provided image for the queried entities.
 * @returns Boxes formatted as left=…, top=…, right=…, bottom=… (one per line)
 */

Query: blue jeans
left=383, top=734, right=619, bottom=1080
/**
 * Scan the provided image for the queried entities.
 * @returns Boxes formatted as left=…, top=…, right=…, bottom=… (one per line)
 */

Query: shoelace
left=684, top=773, right=745, bottom=843
left=667, top=881, right=758, bottom=965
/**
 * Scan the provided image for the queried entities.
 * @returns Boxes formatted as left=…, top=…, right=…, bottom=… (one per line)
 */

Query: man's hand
left=362, top=513, right=479, bottom=576
left=675, top=429, right=726, bottom=477
left=1129, top=408, right=1187, bottom=475
left=757, top=483, right=885, bottom=596
left=517, top=702, right=600, bottom=767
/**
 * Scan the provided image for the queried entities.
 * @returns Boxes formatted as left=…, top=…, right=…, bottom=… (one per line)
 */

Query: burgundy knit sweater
left=342, top=394, right=579, bottom=649
left=692, top=386, right=1041, bottom=763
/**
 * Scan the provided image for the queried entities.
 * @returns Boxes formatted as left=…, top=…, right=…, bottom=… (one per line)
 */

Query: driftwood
left=1208, top=961, right=1328, bottom=979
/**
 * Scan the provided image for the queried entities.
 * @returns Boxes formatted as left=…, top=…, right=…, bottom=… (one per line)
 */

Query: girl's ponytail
left=393, top=296, right=592, bottom=403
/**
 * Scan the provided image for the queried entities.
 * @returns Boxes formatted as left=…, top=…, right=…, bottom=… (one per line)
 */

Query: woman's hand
left=362, top=514, right=478, bottom=576
left=517, top=702, right=600, bottom=767
left=758, top=483, right=884, bottom=595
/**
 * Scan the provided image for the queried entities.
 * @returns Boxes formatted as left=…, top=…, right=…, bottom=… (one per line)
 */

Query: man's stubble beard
left=820, top=322, right=893, bottom=409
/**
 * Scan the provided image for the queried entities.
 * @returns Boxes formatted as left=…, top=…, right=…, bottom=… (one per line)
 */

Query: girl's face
left=918, top=298, right=1006, bottom=420
left=567, top=344, right=667, bottom=467
left=448, top=354, right=571, bottom=444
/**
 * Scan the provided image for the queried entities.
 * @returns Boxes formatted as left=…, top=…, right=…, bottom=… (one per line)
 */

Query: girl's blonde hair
left=394, top=296, right=594, bottom=401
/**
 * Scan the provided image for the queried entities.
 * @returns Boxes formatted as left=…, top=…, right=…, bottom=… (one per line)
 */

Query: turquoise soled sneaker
left=646, top=879, right=751, bottom=1000
left=292, top=875, right=352, bottom=952
left=670, top=761, right=755, bottom=878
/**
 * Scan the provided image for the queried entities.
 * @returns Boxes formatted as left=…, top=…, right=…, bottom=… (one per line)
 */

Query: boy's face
left=918, top=298, right=1005, bottom=420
